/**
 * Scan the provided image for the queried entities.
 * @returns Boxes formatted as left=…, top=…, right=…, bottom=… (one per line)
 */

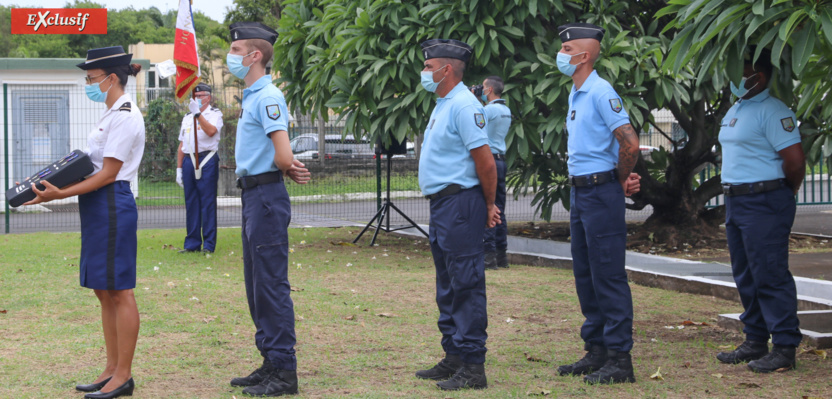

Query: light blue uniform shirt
left=235, top=75, right=290, bottom=177
left=484, top=99, right=511, bottom=155
left=718, top=89, right=801, bottom=184
left=566, top=70, right=630, bottom=176
left=419, top=82, right=489, bottom=196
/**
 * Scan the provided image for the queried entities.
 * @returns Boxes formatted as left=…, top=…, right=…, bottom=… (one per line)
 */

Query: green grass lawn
left=136, top=174, right=419, bottom=207
left=0, top=228, right=829, bottom=398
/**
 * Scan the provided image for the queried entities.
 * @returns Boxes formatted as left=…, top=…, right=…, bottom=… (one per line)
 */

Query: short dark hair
left=746, top=47, right=773, bottom=81
left=484, top=75, right=504, bottom=95
left=103, top=63, right=142, bottom=87
left=244, top=39, right=274, bottom=68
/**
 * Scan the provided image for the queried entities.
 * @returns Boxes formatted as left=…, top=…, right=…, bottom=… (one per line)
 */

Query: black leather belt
left=569, top=170, right=616, bottom=187
left=723, top=179, right=784, bottom=197
left=493, top=153, right=505, bottom=161
left=236, top=171, right=284, bottom=189
left=425, top=184, right=465, bottom=201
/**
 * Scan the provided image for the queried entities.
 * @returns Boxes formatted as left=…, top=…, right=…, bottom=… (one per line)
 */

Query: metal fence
left=1, top=84, right=564, bottom=235
left=701, top=162, right=832, bottom=208
left=8, top=83, right=825, bottom=235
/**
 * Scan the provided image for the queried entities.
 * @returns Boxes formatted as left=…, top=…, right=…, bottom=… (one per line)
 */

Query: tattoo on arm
left=613, top=123, right=639, bottom=181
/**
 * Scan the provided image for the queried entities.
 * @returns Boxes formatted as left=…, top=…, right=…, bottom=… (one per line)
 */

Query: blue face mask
left=420, top=65, right=448, bottom=93
left=227, top=51, right=256, bottom=79
left=480, top=88, right=489, bottom=103
left=556, top=51, right=586, bottom=77
left=85, top=77, right=111, bottom=103
left=730, top=75, right=759, bottom=98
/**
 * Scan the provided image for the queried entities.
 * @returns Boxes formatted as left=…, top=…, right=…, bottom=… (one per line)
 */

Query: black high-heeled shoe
left=84, top=378, right=134, bottom=399
left=75, top=377, right=111, bottom=392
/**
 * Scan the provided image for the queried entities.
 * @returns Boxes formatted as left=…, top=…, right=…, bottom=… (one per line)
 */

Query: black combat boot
left=436, top=363, right=487, bottom=390
left=242, top=369, right=298, bottom=397
left=415, top=354, right=462, bottom=380
left=231, top=358, right=274, bottom=387
left=497, top=250, right=509, bottom=268
left=716, top=340, right=769, bottom=364
left=748, top=345, right=796, bottom=373
left=484, top=252, right=498, bottom=270
left=557, top=344, right=607, bottom=376
left=584, top=350, right=636, bottom=384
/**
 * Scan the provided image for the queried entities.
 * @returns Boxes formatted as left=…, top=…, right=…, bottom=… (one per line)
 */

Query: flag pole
left=192, top=91, right=200, bottom=169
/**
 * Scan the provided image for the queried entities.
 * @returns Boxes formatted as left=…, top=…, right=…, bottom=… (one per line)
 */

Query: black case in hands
left=6, top=150, right=94, bottom=208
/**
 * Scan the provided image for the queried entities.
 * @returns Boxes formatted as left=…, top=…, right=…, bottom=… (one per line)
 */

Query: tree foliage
left=0, top=1, right=224, bottom=59
left=274, top=0, right=719, bottom=227
left=660, top=0, right=832, bottom=170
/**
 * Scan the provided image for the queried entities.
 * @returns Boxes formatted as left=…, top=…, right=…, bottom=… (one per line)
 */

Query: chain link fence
left=1, top=84, right=567, bottom=235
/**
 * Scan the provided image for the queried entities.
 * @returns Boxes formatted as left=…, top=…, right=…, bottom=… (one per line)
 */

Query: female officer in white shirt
left=25, top=46, right=146, bottom=399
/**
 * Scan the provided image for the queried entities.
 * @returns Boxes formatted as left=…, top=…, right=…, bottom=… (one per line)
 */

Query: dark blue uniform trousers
left=725, top=185, right=802, bottom=347
left=483, top=158, right=507, bottom=253
left=429, top=186, right=488, bottom=364
left=241, top=179, right=297, bottom=370
left=569, top=180, right=633, bottom=352
left=183, top=154, right=219, bottom=252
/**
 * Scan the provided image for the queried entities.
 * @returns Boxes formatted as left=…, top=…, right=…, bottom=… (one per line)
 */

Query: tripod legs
left=353, top=199, right=428, bottom=246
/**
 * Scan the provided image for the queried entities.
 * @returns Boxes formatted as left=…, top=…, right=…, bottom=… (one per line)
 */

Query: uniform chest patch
left=570, top=110, right=576, bottom=120
left=266, top=104, right=280, bottom=120
left=729, top=118, right=737, bottom=127
left=609, top=98, right=622, bottom=113
left=429, top=119, right=435, bottom=130
left=474, top=113, right=485, bottom=129
left=781, top=117, right=795, bottom=132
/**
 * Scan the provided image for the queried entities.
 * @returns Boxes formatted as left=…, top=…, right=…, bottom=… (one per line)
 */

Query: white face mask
left=420, top=65, right=448, bottom=93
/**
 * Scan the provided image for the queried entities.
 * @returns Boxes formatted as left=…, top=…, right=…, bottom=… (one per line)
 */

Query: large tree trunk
left=627, top=96, right=729, bottom=248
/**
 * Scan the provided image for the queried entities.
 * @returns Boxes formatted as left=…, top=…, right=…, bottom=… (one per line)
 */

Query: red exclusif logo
left=11, top=8, right=107, bottom=34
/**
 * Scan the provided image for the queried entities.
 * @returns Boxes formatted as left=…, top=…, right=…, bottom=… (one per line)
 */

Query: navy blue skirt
left=78, top=181, right=138, bottom=290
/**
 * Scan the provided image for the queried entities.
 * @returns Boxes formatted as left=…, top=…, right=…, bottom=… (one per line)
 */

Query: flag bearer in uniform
left=27, top=45, right=145, bottom=399
left=176, top=83, right=224, bottom=253
left=223, top=22, right=310, bottom=397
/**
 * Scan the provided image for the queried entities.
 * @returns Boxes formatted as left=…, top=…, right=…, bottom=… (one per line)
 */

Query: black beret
left=76, top=46, right=132, bottom=70
left=230, top=22, right=279, bottom=45
left=558, top=23, right=605, bottom=43
left=421, top=39, right=473, bottom=63
left=194, top=83, right=212, bottom=93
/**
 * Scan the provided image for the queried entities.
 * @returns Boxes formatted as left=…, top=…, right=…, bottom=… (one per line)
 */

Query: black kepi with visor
left=421, top=39, right=473, bottom=63
left=229, top=22, right=279, bottom=44
left=76, top=46, right=132, bottom=70
left=558, top=22, right=605, bottom=43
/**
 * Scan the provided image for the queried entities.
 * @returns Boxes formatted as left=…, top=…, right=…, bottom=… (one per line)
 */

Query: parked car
left=290, top=134, right=375, bottom=160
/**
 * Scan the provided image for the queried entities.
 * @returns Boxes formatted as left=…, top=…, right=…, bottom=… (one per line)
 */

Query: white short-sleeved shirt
left=86, top=93, right=146, bottom=182
left=178, top=106, right=224, bottom=153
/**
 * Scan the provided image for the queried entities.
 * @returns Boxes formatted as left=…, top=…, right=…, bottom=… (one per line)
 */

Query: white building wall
left=0, top=69, right=140, bottom=206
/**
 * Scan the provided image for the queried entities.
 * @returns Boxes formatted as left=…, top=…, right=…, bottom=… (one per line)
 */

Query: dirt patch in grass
left=509, top=221, right=832, bottom=259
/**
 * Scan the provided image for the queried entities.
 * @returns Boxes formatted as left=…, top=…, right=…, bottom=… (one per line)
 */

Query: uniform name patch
left=729, top=118, right=737, bottom=127
left=570, top=110, right=576, bottom=120
left=609, top=98, right=622, bottom=113
left=781, top=117, right=795, bottom=132
left=266, top=104, right=280, bottom=120
left=474, top=113, right=485, bottom=129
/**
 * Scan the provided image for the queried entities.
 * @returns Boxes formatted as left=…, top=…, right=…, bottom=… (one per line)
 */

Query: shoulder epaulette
left=118, top=102, right=132, bottom=112
left=210, top=106, right=221, bottom=112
